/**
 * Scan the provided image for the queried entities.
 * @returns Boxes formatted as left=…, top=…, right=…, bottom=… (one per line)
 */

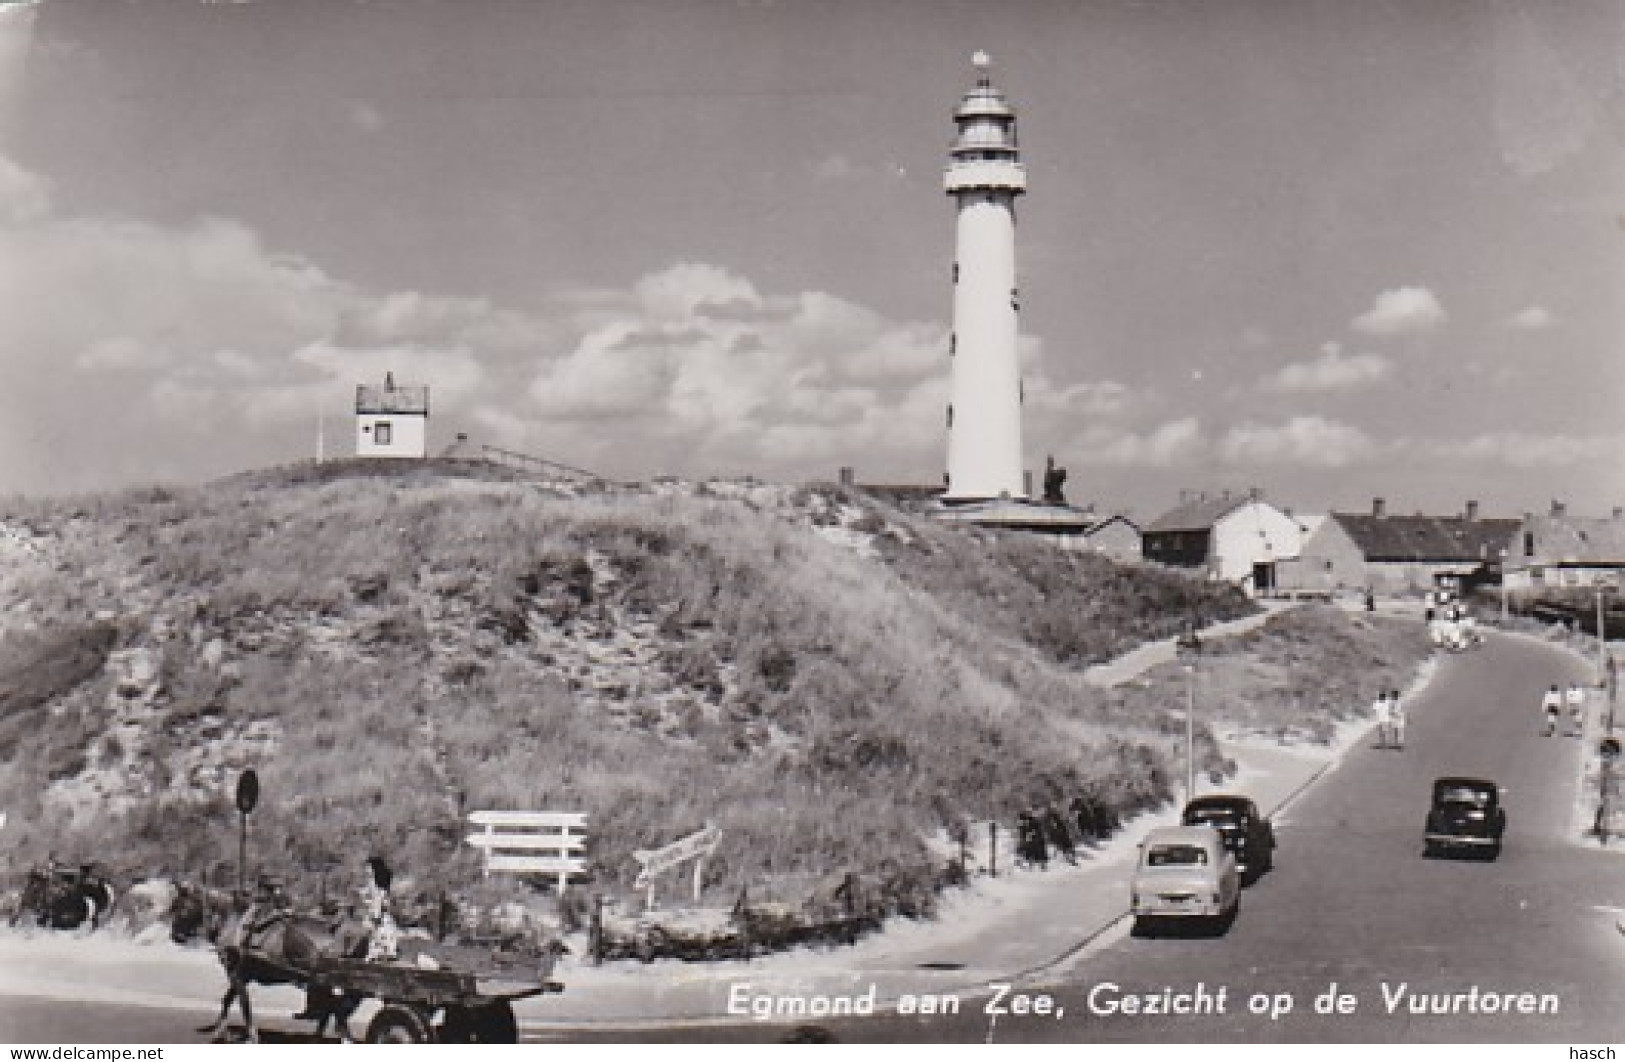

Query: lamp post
left=1595, top=576, right=1615, bottom=691
left=1499, top=549, right=1509, bottom=623
left=1176, top=627, right=1203, bottom=805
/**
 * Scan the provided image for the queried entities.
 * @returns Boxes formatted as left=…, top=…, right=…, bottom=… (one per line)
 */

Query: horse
left=196, top=904, right=367, bottom=1043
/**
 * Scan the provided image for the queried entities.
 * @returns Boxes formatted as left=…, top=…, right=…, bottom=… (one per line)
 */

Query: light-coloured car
left=1129, top=825, right=1241, bottom=936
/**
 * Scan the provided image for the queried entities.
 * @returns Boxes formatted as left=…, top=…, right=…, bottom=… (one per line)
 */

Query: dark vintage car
left=1423, top=776, right=1505, bottom=859
left=1180, top=794, right=1276, bottom=883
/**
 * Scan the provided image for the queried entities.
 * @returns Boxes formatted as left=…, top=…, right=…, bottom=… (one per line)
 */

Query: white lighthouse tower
left=943, top=51, right=1027, bottom=503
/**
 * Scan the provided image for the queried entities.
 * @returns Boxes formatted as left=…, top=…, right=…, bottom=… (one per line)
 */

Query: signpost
left=234, top=769, right=259, bottom=898
left=1595, top=576, right=1616, bottom=691
left=632, top=823, right=722, bottom=911
left=1176, top=627, right=1203, bottom=806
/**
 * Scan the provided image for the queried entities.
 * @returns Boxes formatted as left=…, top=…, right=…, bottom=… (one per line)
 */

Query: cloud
left=1352, top=286, right=1447, bottom=336
left=1220, top=416, right=1379, bottom=468
left=1072, top=418, right=1205, bottom=468
left=1419, top=431, right=1619, bottom=470
left=1261, top=342, right=1392, bottom=393
left=523, top=263, right=954, bottom=476
left=1506, top=305, right=1554, bottom=330
left=0, top=155, right=569, bottom=491
left=0, top=154, right=49, bottom=223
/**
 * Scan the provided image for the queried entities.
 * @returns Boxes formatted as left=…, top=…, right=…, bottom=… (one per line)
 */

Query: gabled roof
left=1146, top=495, right=1278, bottom=533
left=1330, top=513, right=1519, bottom=563
left=1086, top=513, right=1141, bottom=536
left=1525, top=514, right=1625, bottom=565
left=1146, top=496, right=1243, bottom=533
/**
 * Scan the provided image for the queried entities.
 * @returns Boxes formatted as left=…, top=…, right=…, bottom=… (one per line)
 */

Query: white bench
left=466, top=811, right=588, bottom=892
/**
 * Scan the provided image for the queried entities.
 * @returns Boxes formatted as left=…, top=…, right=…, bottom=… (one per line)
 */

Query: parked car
left=1180, top=794, right=1276, bottom=883
left=1129, top=826, right=1240, bottom=936
left=1423, top=776, right=1505, bottom=859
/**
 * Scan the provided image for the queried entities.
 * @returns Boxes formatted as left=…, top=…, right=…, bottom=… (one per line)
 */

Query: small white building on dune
left=355, top=372, right=429, bottom=459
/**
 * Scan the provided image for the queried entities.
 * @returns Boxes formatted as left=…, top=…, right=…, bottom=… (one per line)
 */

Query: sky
left=0, top=0, right=1622, bottom=521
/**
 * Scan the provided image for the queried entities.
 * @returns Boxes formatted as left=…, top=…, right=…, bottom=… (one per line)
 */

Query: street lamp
left=1499, top=548, right=1509, bottom=623
left=1176, top=627, right=1203, bottom=805
left=1595, top=576, right=1615, bottom=691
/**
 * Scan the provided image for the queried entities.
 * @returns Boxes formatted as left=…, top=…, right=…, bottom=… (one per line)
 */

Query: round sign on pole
left=236, top=769, right=259, bottom=815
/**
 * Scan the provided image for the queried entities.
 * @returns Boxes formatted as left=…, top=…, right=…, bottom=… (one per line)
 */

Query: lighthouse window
left=946, top=404, right=954, bottom=428
left=949, top=333, right=956, bottom=355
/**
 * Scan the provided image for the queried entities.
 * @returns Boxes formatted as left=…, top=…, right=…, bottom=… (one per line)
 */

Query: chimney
left=1373, top=497, right=1386, bottom=518
left=838, top=466, right=855, bottom=488
left=1248, top=486, right=1262, bottom=501
left=1023, top=469, right=1033, bottom=497
left=1465, top=500, right=1479, bottom=521
left=1551, top=499, right=1567, bottom=518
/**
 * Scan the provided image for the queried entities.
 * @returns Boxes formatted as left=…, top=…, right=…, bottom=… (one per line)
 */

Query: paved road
left=5, top=633, right=1622, bottom=1045
left=578, top=631, right=1625, bottom=1044
left=787, top=631, right=1625, bottom=1043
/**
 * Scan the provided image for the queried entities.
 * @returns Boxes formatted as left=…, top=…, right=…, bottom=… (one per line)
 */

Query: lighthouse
left=943, top=51, right=1027, bottom=503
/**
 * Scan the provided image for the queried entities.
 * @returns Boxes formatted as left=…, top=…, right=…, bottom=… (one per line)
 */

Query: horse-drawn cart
left=205, top=914, right=566, bottom=1044
left=298, top=951, right=563, bottom=1043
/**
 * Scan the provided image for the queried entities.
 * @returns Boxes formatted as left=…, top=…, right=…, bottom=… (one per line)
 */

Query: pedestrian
left=1372, top=689, right=1392, bottom=749
left=1567, top=682, right=1587, bottom=738
left=1388, top=691, right=1406, bottom=750
left=1541, top=684, right=1563, bottom=737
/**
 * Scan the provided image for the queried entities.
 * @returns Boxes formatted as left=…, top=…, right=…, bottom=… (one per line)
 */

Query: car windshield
left=1147, top=844, right=1208, bottom=867
left=1187, top=808, right=1241, bottom=827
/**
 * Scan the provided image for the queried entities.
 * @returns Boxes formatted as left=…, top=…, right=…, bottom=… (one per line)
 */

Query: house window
left=375, top=421, right=393, bottom=446
left=1524, top=531, right=1535, bottom=557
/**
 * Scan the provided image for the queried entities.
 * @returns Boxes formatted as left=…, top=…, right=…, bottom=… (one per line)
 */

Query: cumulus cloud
left=1419, top=431, right=1617, bottom=469
left=0, top=155, right=567, bottom=492
left=0, top=154, right=49, bottom=223
left=523, top=263, right=955, bottom=476
left=1071, top=418, right=1204, bottom=468
left=1352, top=286, right=1447, bottom=336
left=1220, top=416, right=1379, bottom=468
left=1507, top=305, right=1555, bottom=330
left=1261, top=342, right=1392, bottom=393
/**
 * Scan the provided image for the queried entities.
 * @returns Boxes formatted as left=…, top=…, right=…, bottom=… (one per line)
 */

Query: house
left=1082, top=514, right=1142, bottom=562
left=1280, top=498, right=1519, bottom=596
left=1141, top=491, right=1306, bottom=593
left=355, top=372, right=430, bottom=459
left=1507, top=502, right=1625, bottom=591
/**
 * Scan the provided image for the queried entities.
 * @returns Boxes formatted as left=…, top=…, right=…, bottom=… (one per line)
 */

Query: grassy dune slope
left=0, top=460, right=1427, bottom=916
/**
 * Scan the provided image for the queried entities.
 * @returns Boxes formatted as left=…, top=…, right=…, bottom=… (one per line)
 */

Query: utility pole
left=1177, top=627, right=1203, bottom=805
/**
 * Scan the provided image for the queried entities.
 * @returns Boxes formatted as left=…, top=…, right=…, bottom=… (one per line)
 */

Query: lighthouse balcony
left=944, top=161, right=1027, bottom=193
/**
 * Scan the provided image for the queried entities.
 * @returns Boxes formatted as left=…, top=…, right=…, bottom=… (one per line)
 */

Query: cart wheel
left=442, top=1001, right=518, bottom=1044
left=365, top=1004, right=436, bottom=1044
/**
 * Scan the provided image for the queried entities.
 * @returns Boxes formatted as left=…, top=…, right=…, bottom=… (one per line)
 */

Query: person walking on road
left=1541, top=684, right=1563, bottom=737
left=1388, top=690, right=1406, bottom=750
left=1372, top=689, right=1393, bottom=749
left=1567, top=682, right=1588, bottom=738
